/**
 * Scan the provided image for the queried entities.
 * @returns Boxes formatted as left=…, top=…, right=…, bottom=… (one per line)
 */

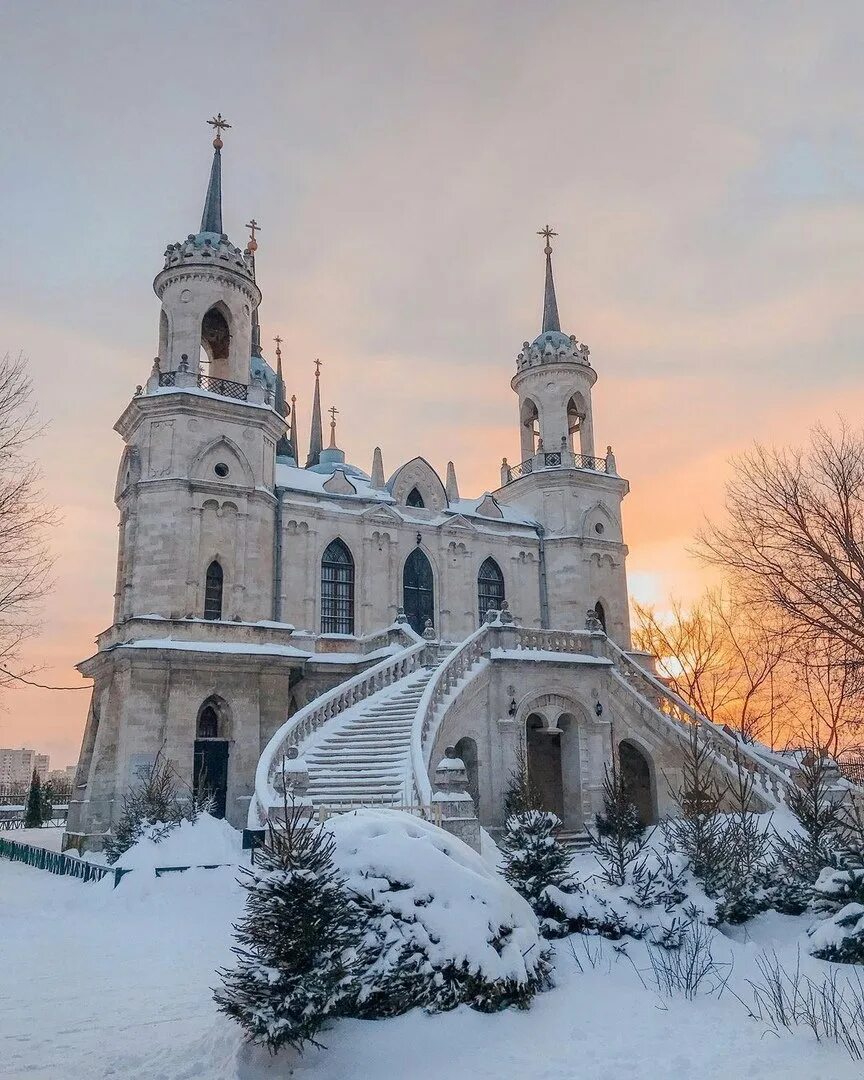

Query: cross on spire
left=207, top=113, right=231, bottom=149
left=537, top=224, right=558, bottom=255
left=273, top=334, right=282, bottom=356
left=245, top=218, right=261, bottom=252
left=328, top=405, right=339, bottom=448
left=314, top=358, right=322, bottom=377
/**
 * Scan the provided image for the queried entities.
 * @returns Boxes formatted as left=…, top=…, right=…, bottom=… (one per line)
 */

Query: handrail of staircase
left=604, top=638, right=794, bottom=805
left=249, top=636, right=428, bottom=827
left=410, top=623, right=492, bottom=804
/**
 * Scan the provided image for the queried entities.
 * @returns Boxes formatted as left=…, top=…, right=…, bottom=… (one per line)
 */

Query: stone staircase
left=303, top=668, right=436, bottom=809
left=558, top=829, right=592, bottom=854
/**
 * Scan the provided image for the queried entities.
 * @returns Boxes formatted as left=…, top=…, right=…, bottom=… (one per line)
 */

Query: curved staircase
left=304, top=669, right=435, bottom=808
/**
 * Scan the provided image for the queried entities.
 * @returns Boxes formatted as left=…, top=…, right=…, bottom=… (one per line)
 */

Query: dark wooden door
left=403, top=548, right=434, bottom=635
left=194, top=740, right=229, bottom=819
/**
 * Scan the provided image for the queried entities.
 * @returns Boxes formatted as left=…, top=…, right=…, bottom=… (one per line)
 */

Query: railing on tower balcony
left=157, top=370, right=248, bottom=401
left=506, top=450, right=609, bottom=483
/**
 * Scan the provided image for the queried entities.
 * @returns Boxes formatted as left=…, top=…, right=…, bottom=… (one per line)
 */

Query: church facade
left=65, top=121, right=788, bottom=853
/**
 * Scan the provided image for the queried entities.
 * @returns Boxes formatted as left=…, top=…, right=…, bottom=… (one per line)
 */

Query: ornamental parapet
left=161, top=232, right=254, bottom=281
left=516, top=333, right=592, bottom=372
left=504, top=448, right=617, bottom=484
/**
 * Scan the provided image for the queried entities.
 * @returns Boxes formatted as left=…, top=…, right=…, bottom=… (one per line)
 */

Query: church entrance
left=526, top=713, right=564, bottom=818
left=403, top=548, right=434, bottom=636
left=619, top=740, right=654, bottom=825
left=194, top=740, right=228, bottom=818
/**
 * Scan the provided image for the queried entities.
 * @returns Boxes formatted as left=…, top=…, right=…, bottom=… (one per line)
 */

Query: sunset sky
left=2, top=2, right=864, bottom=768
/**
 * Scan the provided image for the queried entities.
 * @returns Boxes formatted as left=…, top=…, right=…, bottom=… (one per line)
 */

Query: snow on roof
left=115, top=638, right=311, bottom=659
left=274, top=463, right=536, bottom=528
left=490, top=647, right=612, bottom=666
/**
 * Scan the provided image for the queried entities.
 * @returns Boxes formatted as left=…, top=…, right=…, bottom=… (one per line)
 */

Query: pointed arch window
left=406, top=487, right=425, bottom=508
left=594, top=601, right=607, bottom=633
left=478, top=557, right=505, bottom=621
left=204, top=560, right=223, bottom=621
left=321, top=539, right=355, bottom=635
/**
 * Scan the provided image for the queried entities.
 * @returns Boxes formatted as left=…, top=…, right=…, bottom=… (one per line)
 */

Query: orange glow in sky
left=2, top=5, right=864, bottom=767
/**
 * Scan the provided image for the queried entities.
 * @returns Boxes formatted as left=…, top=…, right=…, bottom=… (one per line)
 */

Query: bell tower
left=153, top=114, right=259, bottom=384
left=496, top=229, right=631, bottom=644
left=511, top=226, right=597, bottom=467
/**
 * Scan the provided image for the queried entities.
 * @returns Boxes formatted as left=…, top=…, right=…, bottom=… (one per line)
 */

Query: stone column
left=432, top=748, right=481, bottom=852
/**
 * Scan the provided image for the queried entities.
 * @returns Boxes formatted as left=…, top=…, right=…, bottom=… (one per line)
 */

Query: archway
left=403, top=548, right=434, bottom=635
left=453, top=736, right=479, bottom=812
left=193, top=696, right=230, bottom=819
left=519, top=397, right=540, bottom=461
left=619, top=740, right=655, bottom=825
left=526, top=713, right=564, bottom=817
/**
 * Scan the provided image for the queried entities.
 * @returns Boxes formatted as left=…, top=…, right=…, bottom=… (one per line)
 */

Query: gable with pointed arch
left=387, top=457, right=447, bottom=512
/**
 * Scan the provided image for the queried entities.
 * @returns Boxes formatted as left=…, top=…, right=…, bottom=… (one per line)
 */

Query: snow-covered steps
left=300, top=668, right=435, bottom=810
left=558, top=830, right=592, bottom=854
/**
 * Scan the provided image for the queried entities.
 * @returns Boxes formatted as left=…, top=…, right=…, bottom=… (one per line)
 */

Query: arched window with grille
left=321, top=539, right=355, bottom=635
left=204, top=560, right=223, bottom=620
left=477, top=557, right=505, bottom=621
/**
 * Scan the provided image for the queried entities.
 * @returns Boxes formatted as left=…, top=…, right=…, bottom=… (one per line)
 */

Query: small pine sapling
left=715, top=752, right=775, bottom=923
left=663, top=726, right=731, bottom=896
left=772, top=748, right=844, bottom=913
left=500, top=810, right=572, bottom=935
left=503, top=732, right=543, bottom=816
left=103, top=747, right=211, bottom=864
left=588, top=757, right=649, bottom=887
left=23, top=769, right=44, bottom=828
left=214, top=795, right=362, bottom=1054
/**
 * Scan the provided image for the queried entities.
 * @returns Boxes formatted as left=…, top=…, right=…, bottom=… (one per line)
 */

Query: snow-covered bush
left=329, top=809, right=553, bottom=1016
left=104, top=749, right=213, bottom=865
left=809, top=902, right=864, bottom=964
left=500, top=810, right=573, bottom=936
left=547, top=842, right=714, bottom=947
left=215, top=801, right=363, bottom=1054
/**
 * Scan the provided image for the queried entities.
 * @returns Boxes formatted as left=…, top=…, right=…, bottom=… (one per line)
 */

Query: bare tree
left=0, top=352, right=55, bottom=683
left=633, top=587, right=788, bottom=744
left=787, top=637, right=864, bottom=758
left=697, top=423, right=864, bottom=655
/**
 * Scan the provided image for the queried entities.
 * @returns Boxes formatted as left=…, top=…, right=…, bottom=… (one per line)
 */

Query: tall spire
left=306, top=360, right=323, bottom=468
left=247, top=220, right=262, bottom=356
left=273, top=335, right=292, bottom=461
left=289, top=394, right=300, bottom=464
left=200, top=113, right=230, bottom=235
left=537, top=225, right=561, bottom=334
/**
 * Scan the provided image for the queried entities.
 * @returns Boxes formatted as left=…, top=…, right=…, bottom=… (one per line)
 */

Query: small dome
left=531, top=330, right=572, bottom=350
left=307, top=459, right=371, bottom=481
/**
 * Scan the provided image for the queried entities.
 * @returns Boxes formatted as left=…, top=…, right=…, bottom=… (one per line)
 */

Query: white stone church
left=65, top=120, right=792, bottom=853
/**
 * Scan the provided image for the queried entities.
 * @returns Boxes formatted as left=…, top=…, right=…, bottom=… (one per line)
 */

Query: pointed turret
left=370, top=446, right=385, bottom=489
left=200, top=114, right=230, bottom=234
left=445, top=461, right=460, bottom=503
left=538, top=224, right=561, bottom=334
left=289, top=395, right=300, bottom=464
left=305, top=360, right=323, bottom=468
left=273, top=336, right=292, bottom=460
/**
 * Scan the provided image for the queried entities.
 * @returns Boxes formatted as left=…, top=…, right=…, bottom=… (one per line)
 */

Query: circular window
left=214, top=462, right=230, bottom=478
left=594, top=522, right=605, bottom=535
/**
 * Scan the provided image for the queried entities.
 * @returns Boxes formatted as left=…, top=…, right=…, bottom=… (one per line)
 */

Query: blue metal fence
left=0, top=836, right=128, bottom=886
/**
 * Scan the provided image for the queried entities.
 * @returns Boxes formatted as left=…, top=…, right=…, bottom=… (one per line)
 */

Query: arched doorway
left=454, top=736, right=479, bottom=812
left=193, top=697, right=230, bottom=819
left=619, top=740, right=654, bottom=825
left=403, top=548, right=434, bottom=635
left=526, top=713, right=564, bottom=817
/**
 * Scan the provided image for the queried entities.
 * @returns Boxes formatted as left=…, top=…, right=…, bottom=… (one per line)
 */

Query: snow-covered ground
left=1, top=832, right=862, bottom=1079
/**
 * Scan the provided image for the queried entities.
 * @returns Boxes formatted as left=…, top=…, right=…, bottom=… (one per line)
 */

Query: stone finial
left=500, top=457, right=510, bottom=486
left=370, top=446, right=386, bottom=489
left=585, top=608, right=603, bottom=633
left=499, top=599, right=514, bottom=625
left=394, top=606, right=408, bottom=625
left=605, top=445, right=617, bottom=475
left=178, top=354, right=189, bottom=373
left=445, top=461, right=460, bottom=503
left=422, top=618, right=437, bottom=641
left=434, top=747, right=469, bottom=793
left=134, top=385, right=143, bottom=396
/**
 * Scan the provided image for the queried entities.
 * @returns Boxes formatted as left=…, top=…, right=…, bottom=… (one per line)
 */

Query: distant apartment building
left=0, top=748, right=50, bottom=787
